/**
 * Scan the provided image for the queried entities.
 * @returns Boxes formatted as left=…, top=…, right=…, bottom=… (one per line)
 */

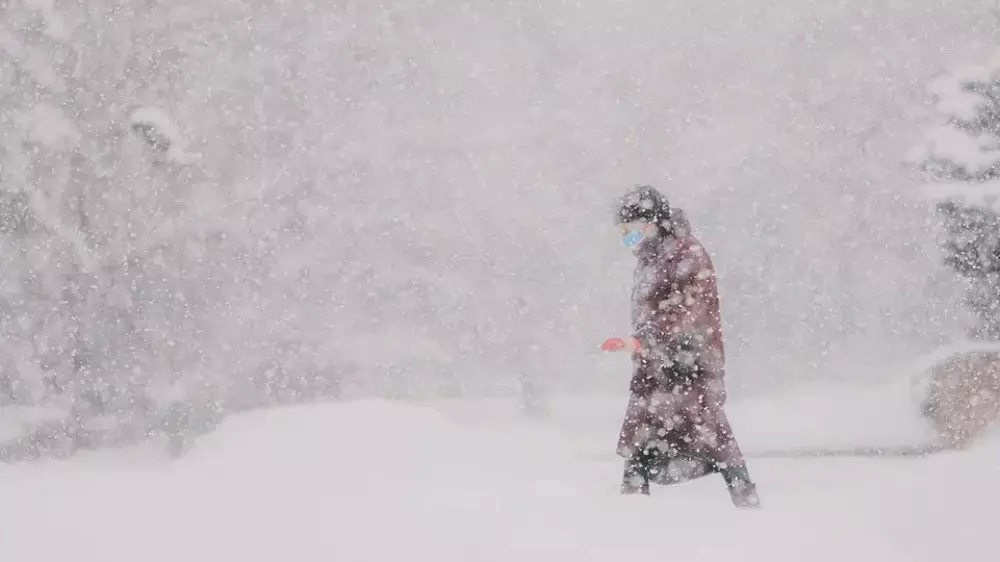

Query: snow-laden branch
left=26, top=188, right=103, bottom=281
left=908, top=51, right=1000, bottom=192
left=129, top=106, right=199, bottom=164
left=916, top=179, right=1000, bottom=211
left=908, top=126, right=1000, bottom=176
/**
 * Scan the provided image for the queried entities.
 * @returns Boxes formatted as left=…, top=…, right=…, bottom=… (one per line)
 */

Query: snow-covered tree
left=0, top=0, right=259, bottom=420
left=908, top=52, right=1000, bottom=340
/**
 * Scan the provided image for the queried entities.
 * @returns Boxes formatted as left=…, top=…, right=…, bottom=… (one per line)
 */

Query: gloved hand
left=600, top=337, right=641, bottom=352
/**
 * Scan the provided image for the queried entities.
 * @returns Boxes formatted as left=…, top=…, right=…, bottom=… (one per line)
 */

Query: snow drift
left=0, top=385, right=998, bottom=562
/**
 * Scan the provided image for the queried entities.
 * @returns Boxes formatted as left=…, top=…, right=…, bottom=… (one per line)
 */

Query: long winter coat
left=617, top=210, right=746, bottom=470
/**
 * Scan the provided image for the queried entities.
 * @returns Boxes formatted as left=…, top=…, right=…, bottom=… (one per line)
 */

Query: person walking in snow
left=601, top=185, right=760, bottom=508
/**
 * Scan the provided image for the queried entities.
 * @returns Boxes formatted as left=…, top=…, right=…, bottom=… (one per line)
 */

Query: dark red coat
left=617, top=211, right=745, bottom=469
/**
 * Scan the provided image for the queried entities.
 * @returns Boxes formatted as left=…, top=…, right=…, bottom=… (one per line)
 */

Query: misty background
left=0, top=0, right=997, bottom=427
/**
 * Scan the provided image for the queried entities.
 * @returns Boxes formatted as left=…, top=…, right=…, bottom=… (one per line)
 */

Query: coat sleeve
left=633, top=242, right=726, bottom=384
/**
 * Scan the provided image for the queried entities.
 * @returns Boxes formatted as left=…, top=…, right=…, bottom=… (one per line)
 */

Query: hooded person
left=602, top=185, right=760, bottom=508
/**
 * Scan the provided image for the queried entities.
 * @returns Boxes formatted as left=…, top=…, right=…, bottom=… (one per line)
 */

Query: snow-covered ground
left=0, top=380, right=997, bottom=562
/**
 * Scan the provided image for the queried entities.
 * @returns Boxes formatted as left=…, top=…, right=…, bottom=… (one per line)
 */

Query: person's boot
left=720, top=463, right=761, bottom=508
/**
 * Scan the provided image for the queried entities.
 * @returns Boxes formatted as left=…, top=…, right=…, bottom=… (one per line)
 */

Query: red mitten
left=600, top=337, right=640, bottom=352
left=600, top=337, right=625, bottom=351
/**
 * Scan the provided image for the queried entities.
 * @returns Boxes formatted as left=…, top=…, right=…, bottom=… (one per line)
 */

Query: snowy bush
left=908, top=52, right=1000, bottom=340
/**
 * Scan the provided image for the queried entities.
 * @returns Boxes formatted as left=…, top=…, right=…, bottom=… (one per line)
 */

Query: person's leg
left=637, top=441, right=759, bottom=508
left=708, top=413, right=761, bottom=508
left=621, top=446, right=661, bottom=495
left=718, top=461, right=760, bottom=508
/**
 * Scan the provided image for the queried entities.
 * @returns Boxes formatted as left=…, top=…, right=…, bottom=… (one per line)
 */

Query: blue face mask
left=622, top=228, right=644, bottom=247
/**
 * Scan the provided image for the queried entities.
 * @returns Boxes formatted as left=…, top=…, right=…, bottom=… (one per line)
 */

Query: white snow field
left=0, top=380, right=997, bottom=562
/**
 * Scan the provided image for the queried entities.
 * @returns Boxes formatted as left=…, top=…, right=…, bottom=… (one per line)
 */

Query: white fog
left=0, top=0, right=998, bottom=560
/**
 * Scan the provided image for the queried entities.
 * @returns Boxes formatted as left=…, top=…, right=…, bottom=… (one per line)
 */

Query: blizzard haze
left=3, top=1, right=1000, bottom=561
left=0, top=1, right=996, bottom=407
